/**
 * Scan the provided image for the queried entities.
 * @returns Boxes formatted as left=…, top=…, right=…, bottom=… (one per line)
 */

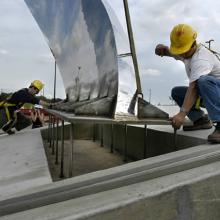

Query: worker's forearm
left=182, top=82, right=198, bottom=113
left=163, top=47, right=182, bottom=60
left=39, top=100, right=50, bottom=108
left=164, top=48, right=172, bottom=57
left=166, top=50, right=183, bottom=60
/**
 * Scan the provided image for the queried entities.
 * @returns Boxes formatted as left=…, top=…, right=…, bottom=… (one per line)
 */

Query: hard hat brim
left=31, top=80, right=44, bottom=91
left=170, top=42, right=193, bottom=55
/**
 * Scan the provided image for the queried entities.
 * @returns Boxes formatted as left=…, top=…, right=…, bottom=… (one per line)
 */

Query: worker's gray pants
left=0, top=108, right=8, bottom=129
left=0, top=109, right=32, bottom=131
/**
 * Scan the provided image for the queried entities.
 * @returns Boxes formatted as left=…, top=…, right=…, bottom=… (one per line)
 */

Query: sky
left=0, top=0, right=220, bottom=104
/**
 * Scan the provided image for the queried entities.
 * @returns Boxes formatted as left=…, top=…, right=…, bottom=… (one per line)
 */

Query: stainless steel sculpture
left=24, top=0, right=118, bottom=117
left=24, top=0, right=168, bottom=119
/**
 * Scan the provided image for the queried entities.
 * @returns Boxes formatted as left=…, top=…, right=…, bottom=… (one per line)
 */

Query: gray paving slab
left=2, top=160, right=220, bottom=220
left=1, top=141, right=220, bottom=217
left=4, top=142, right=220, bottom=198
left=133, top=123, right=214, bottom=140
left=0, top=128, right=52, bottom=200
left=0, top=122, right=219, bottom=219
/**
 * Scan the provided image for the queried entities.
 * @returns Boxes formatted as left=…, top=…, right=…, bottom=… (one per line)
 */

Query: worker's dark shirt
left=7, top=88, right=40, bottom=116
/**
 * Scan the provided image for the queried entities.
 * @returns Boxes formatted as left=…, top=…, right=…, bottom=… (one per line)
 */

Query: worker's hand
left=155, top=44, right=169, bottom=57
left=48, top=104, right=54, bottom=109
left=48, top=102, right=60, bottom=109
left=170, top=112, right=186, bottom=130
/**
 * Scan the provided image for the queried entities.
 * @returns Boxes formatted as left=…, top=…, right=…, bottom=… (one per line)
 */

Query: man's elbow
left=189, top=81, right=197, bottom=90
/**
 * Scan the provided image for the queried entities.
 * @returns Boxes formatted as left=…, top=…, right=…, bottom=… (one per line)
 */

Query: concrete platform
left=1, top=124, right=220, bottom=219
left=41, top=161, right=215, bottom=220
left=1, top=143, right=220, bottom=219
left=147, top=124, right=215, bottom=140
left=0, top=128, right=52, bottom=200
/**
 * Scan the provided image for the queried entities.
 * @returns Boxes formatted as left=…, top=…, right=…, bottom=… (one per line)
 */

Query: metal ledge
left=46, top=109, right=171, bottom=125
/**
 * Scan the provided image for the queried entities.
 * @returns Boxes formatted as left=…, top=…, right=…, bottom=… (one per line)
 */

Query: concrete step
left=1, top=142, right=220, bottom=217
left=2, top=153, right=220, bottom=220
left=0, top=128, right=52, bottom=201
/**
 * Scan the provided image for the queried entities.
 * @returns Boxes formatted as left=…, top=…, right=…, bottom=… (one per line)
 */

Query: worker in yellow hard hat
left=0, top=80, right=52, bottom=135
left=30, top=80, right=44, bottom=92
left=155, top=23, right=220, bottom=143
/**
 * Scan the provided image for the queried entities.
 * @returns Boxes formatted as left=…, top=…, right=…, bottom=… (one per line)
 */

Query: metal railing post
left=55, top=118, right=59, bottom=165
left=69, top=123, right=74, bottom=177
left=59, top=120, right=65, bottom=178
left=123, top=124, right=128, bottom=162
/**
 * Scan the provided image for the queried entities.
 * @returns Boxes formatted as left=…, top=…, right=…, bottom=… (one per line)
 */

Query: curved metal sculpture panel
left=25, top=0, right=122, bottom=117
left=25, top=0, right=168, bottom=119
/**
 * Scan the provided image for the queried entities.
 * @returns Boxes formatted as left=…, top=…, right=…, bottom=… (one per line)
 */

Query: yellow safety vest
left=0, top=100, right=16, bottom=121
left=195, top=97, right=201, bottom=109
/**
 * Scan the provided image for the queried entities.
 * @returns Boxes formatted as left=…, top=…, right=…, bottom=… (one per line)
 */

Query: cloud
left=37, top=53, right=53, bottom=63
left=0, top=48, right=8, bottom=55
left=142, top=68, right=161, bottom=77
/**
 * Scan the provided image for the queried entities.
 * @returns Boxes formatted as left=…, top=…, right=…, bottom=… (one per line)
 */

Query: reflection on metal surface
left=127, top=90, right=138, bottom=115
left=74, top=96, right=117, bottom=116
left=138, top=98, right=169, bottom=119
left=126, top=90, right=169, bottom=119
left=102, top=0, right=137, bottom=115
left=24, top=0, right=168, bottom=119
left=54, top=96, right=116, bottom=117
left=24, top=0, right=118, bottom=117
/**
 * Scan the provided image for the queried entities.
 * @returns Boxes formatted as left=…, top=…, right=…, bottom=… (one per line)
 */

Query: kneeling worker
left=0, top=80, right=52, bottom=135
left=155, top=24, right=220, bottom=143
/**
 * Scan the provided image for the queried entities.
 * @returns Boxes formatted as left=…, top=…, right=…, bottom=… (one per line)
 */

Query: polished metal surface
left=46, top=109, right=171, bottom=125
left=24, top=0, right=120, bottom=116
left=24, top=0, right=168, bottom=118
left=102, top=0, right=136, bottom=114
left=138, top=97, right=169, bottom=119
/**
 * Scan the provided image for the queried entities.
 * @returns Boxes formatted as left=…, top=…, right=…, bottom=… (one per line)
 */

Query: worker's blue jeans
left=171, top=75, right=220, bottom=122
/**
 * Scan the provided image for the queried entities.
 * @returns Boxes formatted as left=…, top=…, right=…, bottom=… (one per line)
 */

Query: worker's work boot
left=2, top=119, right=16, bottom=133
left=6, top=129, right=15, bottom=135
left=208, top=128, right=220, bottom=143
left=183, top=115, right=212, bottom=131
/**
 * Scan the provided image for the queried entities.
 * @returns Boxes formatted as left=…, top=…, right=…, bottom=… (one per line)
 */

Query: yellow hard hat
left=170, top=24, right=197, bottom=55
left=31, top=80, right=44, bottom=91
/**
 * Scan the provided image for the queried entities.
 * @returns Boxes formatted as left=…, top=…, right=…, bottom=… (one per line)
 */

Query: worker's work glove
left=155, top=44, right=169, bottom=57
left=48, top=102, right=60, bottom=109
left=170, top=112, right=186, bottom=130
left=48, top=104, right=53, bottom=109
